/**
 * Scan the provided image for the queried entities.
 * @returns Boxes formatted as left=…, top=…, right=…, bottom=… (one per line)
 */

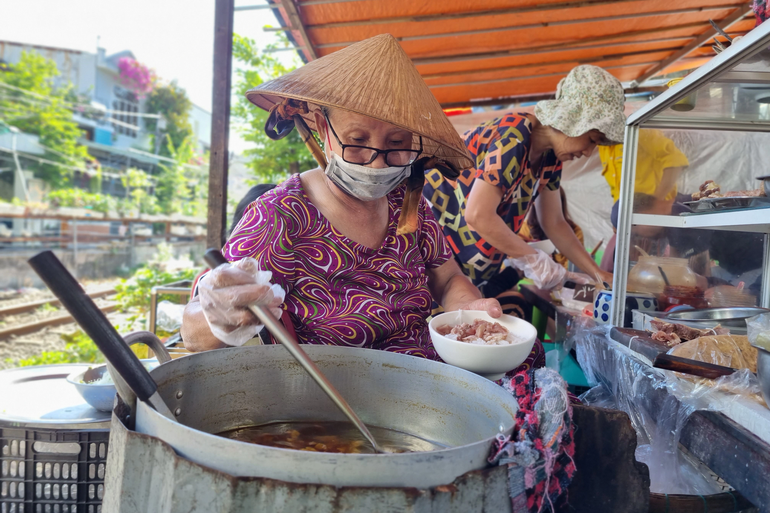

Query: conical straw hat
left=246, top=34, right=473, bottom=170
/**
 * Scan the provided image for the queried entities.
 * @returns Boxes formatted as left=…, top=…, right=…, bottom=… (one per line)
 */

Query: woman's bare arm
left=427, top=259, right=502, bottom=317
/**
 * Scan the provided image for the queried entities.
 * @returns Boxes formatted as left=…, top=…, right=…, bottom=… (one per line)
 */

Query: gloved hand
left=506, top=249, right=591, bottom=290
left=197, top=257, right=286, bottom=347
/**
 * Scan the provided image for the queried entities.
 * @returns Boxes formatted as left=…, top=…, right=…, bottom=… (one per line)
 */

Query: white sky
left=0, top=0, right=295, bottom=153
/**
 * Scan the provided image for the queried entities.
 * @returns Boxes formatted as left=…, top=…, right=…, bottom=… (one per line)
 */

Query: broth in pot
left=218, top=421, right=449, bottom=454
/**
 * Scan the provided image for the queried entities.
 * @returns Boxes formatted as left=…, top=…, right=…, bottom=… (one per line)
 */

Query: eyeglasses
left=325, top=115, right=422, bottom=167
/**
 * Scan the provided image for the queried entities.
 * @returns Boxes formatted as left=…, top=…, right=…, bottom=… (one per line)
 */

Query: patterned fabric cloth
left=534, top=65, right=626, bottom=144
left=490, top=367, right=577, bottom=512
left=754, top=0, right=769, bottom=24
left=223, top=174, right=452, bottom=359
left=423, top=113, right=562, bottom=287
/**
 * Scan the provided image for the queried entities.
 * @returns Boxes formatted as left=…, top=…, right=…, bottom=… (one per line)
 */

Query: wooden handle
left=293, top=114, right=327, bottom=168
left=653, top=353, right=736, bottom=379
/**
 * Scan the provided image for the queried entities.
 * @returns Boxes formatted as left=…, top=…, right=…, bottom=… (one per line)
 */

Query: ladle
left=28, top=251, right=177, bottom=422
left=203, top=249, right=384, bottom=454
left=635, top=245, right=650, bottom=258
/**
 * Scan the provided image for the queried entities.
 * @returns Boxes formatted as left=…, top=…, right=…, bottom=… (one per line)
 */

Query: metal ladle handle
left=203, top=249, right=383, bottom=454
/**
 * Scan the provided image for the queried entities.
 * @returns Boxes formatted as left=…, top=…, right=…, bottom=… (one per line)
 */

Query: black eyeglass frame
left=325, top=114, right=423, bottom=167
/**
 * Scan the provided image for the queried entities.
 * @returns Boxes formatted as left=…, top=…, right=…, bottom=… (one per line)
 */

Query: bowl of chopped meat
left=428, top=310, right=537, bottom=380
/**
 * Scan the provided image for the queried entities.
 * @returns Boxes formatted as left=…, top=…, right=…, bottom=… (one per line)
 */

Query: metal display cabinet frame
left=612, top=21, right=770, bottom=326
left=148, top=280, right=193, bottom=335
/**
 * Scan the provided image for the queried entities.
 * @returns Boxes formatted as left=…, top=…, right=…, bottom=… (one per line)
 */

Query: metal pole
left=130, top=229, right=136, bottom=269
left=207, top=0, right=234, bottom=249
left=11, top=130, right=30, bottom=202
left=149, top=287, right=158, bottom=334
left=761, top=234, right=770, bottom=309
left=72, top=220, right=78, bottom=279
left=610, top=125, right=639, bottom=327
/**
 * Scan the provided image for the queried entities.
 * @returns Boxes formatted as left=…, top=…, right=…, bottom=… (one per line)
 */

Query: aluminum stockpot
left=133, top=345, right=519, bottom=488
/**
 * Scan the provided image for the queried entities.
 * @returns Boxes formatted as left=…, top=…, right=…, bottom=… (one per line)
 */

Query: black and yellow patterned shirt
left=422, top=113, right=562, bottom=286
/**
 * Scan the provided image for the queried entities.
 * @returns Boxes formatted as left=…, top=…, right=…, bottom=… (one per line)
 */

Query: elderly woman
left=182, top=35, right=500, bottom=359
left=423, top=65, right=624, bottom=319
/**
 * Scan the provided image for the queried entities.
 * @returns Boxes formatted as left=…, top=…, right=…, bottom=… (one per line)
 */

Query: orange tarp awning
left=269, top=0, right=756, bottom=106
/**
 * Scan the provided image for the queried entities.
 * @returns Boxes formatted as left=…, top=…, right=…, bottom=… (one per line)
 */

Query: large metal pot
left=135, top=345, right=519, bottom=489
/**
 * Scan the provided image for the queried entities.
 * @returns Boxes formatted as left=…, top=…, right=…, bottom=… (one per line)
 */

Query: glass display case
left=611, top=21, right=770, bottom=326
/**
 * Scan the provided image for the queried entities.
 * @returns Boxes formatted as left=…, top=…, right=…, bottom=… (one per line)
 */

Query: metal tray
left=665, top=307, right=769, bottom=328
left=0, top=364, right=111, bottom=429
left=683, top=196, right=770, bottom=213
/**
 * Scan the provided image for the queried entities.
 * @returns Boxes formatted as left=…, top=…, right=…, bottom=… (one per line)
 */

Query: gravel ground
left=0, top=279, right=131, bottom=370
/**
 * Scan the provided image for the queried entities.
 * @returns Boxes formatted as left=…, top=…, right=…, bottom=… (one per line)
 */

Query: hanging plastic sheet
left=570, top=320, right=766, bottom=495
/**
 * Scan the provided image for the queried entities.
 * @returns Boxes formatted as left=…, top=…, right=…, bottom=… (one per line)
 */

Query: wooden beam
left=632, top=5, right=753, bottom=86
left=421, top=46, right=684, bottom=80
left=303, top=0, right=649, bottom=30
left=680, top=411, right=770, bottom=510
left=409, top=23, right=708, bottom=66
left=313, top=5, right=741, bottom=48
left=438, top=86, right=666, bottom=109
left=280, top=0, right=318, bottom=60
left=207, top=0, right=234, bottom=249
left=429, top=60, right=659, bottom=89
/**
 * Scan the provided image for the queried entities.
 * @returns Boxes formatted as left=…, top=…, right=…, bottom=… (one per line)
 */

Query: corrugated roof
left=267, top=0, right=755, bottom=106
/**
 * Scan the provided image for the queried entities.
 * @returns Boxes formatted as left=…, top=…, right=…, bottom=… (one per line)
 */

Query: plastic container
left=668, top=77, right=697, bottom=111
left=0, top=426, right=109, bottom=513
left=0, top=364, right=112, bottom=513
left=627, top=256, right=698, bottom=295
left=659, top=285, right=708, bottom=311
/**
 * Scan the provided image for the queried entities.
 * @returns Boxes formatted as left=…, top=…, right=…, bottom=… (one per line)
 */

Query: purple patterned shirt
left=224, top=174, right=452, bottom=359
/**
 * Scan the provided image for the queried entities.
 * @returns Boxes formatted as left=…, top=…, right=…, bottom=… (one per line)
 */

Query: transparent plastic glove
left=198, top=257, right=286, bottom=347
left=506, top=249, right=571, bottom=290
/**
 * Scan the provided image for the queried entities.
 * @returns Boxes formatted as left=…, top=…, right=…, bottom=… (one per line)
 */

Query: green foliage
left=154, top=135, right=207, bottom=217
left=120, top=168, right=158, bottom=214
left=10, top=329, right=104, bottom=367
left=36, top=303, right=58, bottom=314
left=144, top=82, right=193, bottom=158
left=0, top=50, right=90, bottom=188
left=48, top=188, right=118, bottom=214
left=232, top=33, right=317, bottom=184
left=115, top=249, right=199, bottom=316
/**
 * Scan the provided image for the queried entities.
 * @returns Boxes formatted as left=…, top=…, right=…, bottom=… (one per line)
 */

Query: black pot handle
left=204, top=248, right=229, bottom=269
left=28, top=251, right=157, bottom=403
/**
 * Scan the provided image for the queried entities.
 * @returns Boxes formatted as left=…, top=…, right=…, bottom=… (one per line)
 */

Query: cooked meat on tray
left=691, top=180, right=766, bottom=200
left=648, top=318, right=729, bottom=347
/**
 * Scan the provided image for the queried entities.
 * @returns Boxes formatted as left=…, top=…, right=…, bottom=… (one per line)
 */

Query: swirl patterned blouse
left=223, top=174, right=452, bottom=360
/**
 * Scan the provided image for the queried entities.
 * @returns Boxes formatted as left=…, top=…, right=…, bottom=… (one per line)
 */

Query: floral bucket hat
left=534, top=65, right=626, bottom=145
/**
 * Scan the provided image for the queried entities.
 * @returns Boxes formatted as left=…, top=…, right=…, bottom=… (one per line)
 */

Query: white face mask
left=323, top=130, right=412, bottom=201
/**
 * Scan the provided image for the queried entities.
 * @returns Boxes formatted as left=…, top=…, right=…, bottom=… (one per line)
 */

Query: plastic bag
left=668, top=334, right=757, bottom=373
left=156, top=300, right=185, bottom=333
left=198, top=257, right=286, bottom=347
left=574, top=321, right=765, bottom=495
left=747, top=311, right=770, bottom=352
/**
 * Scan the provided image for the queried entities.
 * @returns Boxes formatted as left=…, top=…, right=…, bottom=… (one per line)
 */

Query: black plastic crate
left=0, top=424, right=109, bottom=513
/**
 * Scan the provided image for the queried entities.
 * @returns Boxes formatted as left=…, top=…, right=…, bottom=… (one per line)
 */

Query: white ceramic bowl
left=429, top=310, right=538, bottom=381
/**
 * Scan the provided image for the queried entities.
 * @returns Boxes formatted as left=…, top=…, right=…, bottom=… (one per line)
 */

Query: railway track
left=0, top=288, right=117, bottom=339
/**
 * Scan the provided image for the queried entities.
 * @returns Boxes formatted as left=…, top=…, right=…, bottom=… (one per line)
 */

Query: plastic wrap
left=668, top=335, right=757, bottom=372
left=198, top=257, right=286, bottom=347
left=506, top=249, right=591, bottom=290
left=156, top=300, right=185, bottom=333
left=747, top=312, right=770, bottom=352
left=573, top=322, right=763, bottom=495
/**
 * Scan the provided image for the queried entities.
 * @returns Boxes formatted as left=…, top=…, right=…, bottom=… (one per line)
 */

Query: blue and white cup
left=594, top=290, right=658, bottom=326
